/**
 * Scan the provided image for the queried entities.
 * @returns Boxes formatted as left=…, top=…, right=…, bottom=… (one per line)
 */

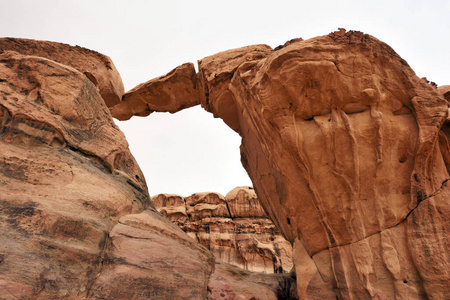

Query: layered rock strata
left=152, top=186, right=293, bottom=274
left=114, top=29, right=450, bottom=299
left=0, top=39, right=295, bottom=299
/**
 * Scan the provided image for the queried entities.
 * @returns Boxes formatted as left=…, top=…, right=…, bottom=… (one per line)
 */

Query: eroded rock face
left=118, top=29, right=450, bottom=299
left=200, top=30, right=450, bottom=299
left=88, top=211, right=214, bottom=299
left=201, top=30, right=450, bottom=299
left=153, top=187, right=294, bottom=274
left=207, top=260, right=296, bottom=300
left=438, top=85, right=450, bottom=101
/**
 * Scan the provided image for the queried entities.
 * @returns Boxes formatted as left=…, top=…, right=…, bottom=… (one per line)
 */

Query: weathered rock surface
left=0, top=41, right=296, bottom=299
left=120, top=29, right=450, bottom=299
left=0, top=38, right=124, bottom=107
left=438, top=85, right=450, bottom=101
left=207, top=260, right=296, bottom=300
left=0, top=48, right=215, bottom=299
left=153, top=187, right=294, bottom=274
left=88, top=211, right=215, bottom=299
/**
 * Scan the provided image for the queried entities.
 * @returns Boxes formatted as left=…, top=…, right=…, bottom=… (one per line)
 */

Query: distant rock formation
left=113, top=29, right=450, bottom=299
left=153, top=187, right=293, bottom=274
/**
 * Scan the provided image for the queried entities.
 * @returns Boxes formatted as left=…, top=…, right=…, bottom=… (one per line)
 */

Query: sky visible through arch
left=1, top=0, right=449, bottom=196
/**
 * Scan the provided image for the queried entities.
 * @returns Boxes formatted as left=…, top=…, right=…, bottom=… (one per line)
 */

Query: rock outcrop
left=113, top=29, right=450, bottom=299
left=0, top=39, right=295, bottom=299
left=153, top=187, right=293, bottom=274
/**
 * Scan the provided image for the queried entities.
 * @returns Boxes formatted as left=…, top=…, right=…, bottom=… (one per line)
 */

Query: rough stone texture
left=153, top=187, right=294, bottom=274
left=111, top=63, right=200, bottom=120
left=197, top=44, right=272, bottom=132
left=0, top=44, right=296, bottom=299
left=122, top=29, right=450, bottom=299
left=0, top=50, right=148, bottom=298
left=207, top=261, right=297, bottom=300
left=152, top=193, right=188, bottom=226
left=0, top=37, right=124, bottom=107
left=225, top=186, right=267, bottom=218
left=88, top=211, right=215, bottom=299
left=438, top=85, right=450, bottom=101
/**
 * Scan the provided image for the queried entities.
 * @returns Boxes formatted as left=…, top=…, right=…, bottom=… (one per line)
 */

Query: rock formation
left=2, top=28, right=449, bottom=299
left=112, top=29, right=450, bottom=299
left=0, top=39, right=295, bottom=299
left=152, top=187, right=293, bottom=274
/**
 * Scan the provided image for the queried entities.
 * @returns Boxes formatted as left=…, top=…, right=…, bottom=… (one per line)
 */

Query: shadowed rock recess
left=1, top=28, right=449, bottom=299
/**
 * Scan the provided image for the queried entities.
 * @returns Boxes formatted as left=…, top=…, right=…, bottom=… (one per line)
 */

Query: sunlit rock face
left=116, top=29, right=450, bottom=299
left=153, top=186, right=294, bottom=274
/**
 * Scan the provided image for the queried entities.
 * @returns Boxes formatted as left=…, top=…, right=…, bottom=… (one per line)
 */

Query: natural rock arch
left=1, top=30, right=449, bottom=299
left=0, top=38, right=294, bottom=299
left=111, top=29, right=450, bottom=299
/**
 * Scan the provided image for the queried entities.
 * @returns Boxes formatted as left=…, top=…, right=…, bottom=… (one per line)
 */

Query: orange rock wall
left=3, top=29, right=449, bottom=299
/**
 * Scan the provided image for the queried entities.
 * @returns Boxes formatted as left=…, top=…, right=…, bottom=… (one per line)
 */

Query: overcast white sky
left=1, top=0, right=449, bottom=196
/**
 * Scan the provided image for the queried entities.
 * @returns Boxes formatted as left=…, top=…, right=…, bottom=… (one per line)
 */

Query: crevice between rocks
left=85, top=230, right=112, bottom=298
